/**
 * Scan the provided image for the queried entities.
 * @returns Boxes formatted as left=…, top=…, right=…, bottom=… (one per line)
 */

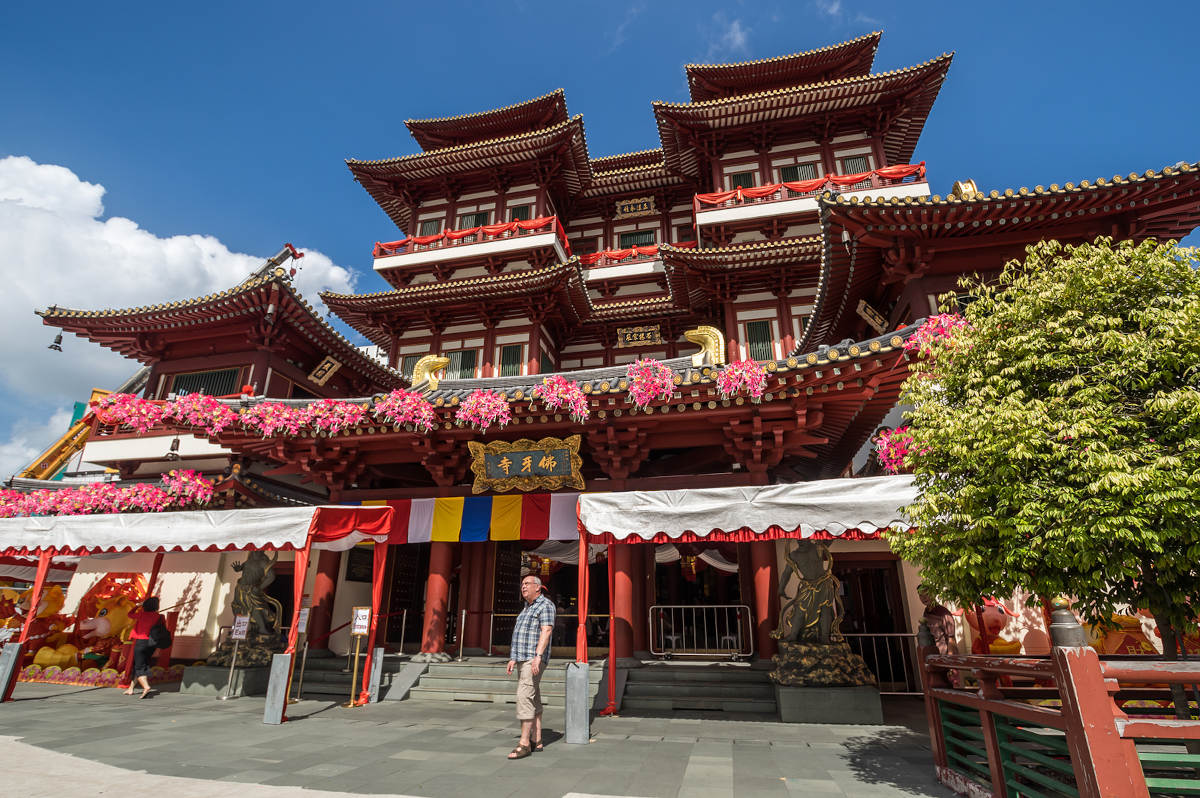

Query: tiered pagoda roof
left=347, top=116, right=591, bottom=232
left=404, top=89, right=570, bottom=150
left=655, top=53, right=954, bottom=178
left=801, top=160, right=1200, bottom=350
left=38, top=272, right=405, bottom=394
left=684, top=32, right=881, bottom=101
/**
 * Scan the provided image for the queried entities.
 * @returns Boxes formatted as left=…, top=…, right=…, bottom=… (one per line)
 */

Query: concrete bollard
left=367, top=647, right=384, bottom=704
left=0, top=644, right=24, bottom=703
left=262, top=653, right=293, bottom=725
left=564, top=661, right=590, bottom=744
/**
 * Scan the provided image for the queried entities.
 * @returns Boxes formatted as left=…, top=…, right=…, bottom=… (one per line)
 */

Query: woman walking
left=124, top=597, right=162, bottom=699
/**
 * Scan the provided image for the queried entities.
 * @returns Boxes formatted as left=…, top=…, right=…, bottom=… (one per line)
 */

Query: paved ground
left=0, top=682, right=954, bottom=797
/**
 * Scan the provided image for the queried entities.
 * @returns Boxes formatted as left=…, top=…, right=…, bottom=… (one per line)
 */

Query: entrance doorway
left=832, top=553, right=917, bottom=692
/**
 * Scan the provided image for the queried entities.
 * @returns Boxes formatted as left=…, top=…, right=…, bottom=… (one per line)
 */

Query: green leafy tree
left=887, top=238, right=1200, bottom=655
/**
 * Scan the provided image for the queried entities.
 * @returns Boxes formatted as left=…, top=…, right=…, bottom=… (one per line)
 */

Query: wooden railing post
left=976, top=674, right=1011, bottom=798
left=1049, top=600, right=1149, bottom=798
left=917, top=622, right=950, bottom=772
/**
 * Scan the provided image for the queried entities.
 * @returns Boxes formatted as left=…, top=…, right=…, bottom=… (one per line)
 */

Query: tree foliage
left=886, top=238, right=1200, bottom=633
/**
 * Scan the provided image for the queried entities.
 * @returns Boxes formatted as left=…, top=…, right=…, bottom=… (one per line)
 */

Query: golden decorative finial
left=950, top=179, right=978, bottom=200
left=684, top=325, right=727, bottom=367
left=410, top=354, right=450, bottom=392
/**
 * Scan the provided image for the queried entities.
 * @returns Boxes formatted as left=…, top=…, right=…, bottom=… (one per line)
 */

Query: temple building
left=18, top=32, right=1200, bottom=710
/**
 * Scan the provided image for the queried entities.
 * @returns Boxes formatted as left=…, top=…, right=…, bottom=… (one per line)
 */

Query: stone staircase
left=407, top=658, right=604, bottom=708
left=296, top=654, right=408, bottom=701
left=620, top=663, right=778, bottom=716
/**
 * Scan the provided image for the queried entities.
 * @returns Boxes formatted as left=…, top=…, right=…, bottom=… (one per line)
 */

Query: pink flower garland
left=164, top=393, right=237, bottom=436
left=715, top=360, right=768, bottom=401
left=454, top=390, right=512, bottom=432
left=239, top=402, right=306, bottom=437
left=0, top=470, right=215, bottom=518
left=531, top=375, right=589, bottom=423
left=301, top=398, right=367, bottom=435
left=373, top=389, right=438, bottom=433
left=626, top=359, right=675, bottom=410
left=873, top=426, right=928, bottom=474
left=92, top=393, right=165, bottom=434
left=903, top=313, right=970, bottom=358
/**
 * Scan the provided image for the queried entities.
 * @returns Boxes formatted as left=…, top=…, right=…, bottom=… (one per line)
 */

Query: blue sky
left=0, top=0, right=1197, bottom=474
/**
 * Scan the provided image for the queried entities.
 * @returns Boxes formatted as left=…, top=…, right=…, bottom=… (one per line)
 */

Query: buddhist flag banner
left=354, top=493, right=579, bottom=543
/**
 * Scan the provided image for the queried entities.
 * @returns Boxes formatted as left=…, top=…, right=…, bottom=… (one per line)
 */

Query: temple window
left=728, top=170, right=757, bottom=190
left=458, top=211, right=489, bottom=228
left=539, top=352, right=555, bottom=374
left=446, top=348, right=478, bottom=380
left=840, top=155, right=870, bottom=174
left=745, top=320, right=775, bottom=361
left=401, top=354, right=422, bottom=378
left=508, top=204, right=531, bottom=222
left=169, top=367, right=241, bottom=397
left=499, top=344, right=523, bottom=377
left=780, top=163, right=819, bottom=182
left=618, top=230, right=656, bottom=249
left=418, top=219, right=442, bottom=236
left=675, top=224, right=696, bottom=243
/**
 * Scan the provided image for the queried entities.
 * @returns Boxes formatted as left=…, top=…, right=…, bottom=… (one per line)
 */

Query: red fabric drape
left=579, top=244, right=660, bottom=266
left=308, top=506, right=394, bottom=543
left=575, top=531, right=589, bottom=663
left=693, top=163, right=926, bottom=207
left=285, top=543, right=311, bottom=656
left=583, top=525, right=892, bottom=544
left=372, top=216, right=559, bottom=258
left=355, top=542, right=389, bottom=705
left=3, top=551, right=52, bottom=702
left=443, top=226, right=482, bottom=241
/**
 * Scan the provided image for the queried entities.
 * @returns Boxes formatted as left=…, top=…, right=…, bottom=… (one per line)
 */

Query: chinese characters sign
left=614, top=196, right=656, bottom=219
left=467, top=435, right=584, bottom=494
left=616, top=324, right=663, bottom=348
left=307, top=355, right=342, bottom=386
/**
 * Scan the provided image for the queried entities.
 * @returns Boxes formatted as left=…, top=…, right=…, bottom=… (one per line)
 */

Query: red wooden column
left=306, top=550, right=342, bottom=652
left=461, top=543, right=486, bottom=650
left=750, top=540, right=779, bottom=659
left=631, top=544, right=647, bottom=653
left=421, top=542, right=454, bottom=653
left=611, top=545, right=635, bottom=660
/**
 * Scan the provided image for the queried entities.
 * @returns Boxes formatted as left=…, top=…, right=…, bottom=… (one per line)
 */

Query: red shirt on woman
left=130, top=611, right=162, bottom=641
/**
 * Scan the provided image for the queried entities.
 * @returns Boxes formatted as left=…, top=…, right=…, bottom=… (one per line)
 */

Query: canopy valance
left=576, top=474, right=916, bottom=543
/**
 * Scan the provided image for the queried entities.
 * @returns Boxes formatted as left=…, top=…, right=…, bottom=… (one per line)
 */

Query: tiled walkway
left=0, top=682, right=955, bottom=797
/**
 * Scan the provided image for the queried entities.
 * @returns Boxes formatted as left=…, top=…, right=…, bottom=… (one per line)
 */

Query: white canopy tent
left=577, top=474, right=917, bottom=541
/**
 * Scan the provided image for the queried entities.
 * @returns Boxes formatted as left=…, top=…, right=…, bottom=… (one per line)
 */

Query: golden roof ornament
left=685, top=325, right=727, bottom=367
left=950, top=179, right=978, bottom=199
left=410, top=354, right=450, bottom=392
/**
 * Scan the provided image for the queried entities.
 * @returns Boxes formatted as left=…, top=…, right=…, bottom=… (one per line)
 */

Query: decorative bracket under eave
left=685, top=325, right=726, bottom=368
left=410, top=354, right=450, bottom=393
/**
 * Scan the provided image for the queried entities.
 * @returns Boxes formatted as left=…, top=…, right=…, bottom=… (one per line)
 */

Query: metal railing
left=843, top=632, right=922, bottom=695
left=649, top=604, right=754, bottom=659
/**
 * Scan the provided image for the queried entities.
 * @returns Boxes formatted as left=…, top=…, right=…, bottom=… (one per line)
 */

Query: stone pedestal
left=179, top=665, right=271, bottom=697
left=775, top=685, right=884, bottom=724
left=206, top=632, right=283, bottom=669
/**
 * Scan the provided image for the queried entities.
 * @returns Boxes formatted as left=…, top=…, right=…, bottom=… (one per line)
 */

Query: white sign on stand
left=231, top=615, right=251, bottom=641
left=351, top=607, right=371, bottom=637
left=296, top=608, right=311, bottom=635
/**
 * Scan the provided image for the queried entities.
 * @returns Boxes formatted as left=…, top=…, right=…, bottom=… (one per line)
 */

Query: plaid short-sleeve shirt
left=510, top=593, right=555, bottom=664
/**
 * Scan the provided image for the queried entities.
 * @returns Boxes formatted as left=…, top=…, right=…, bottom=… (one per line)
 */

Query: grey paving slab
left=0, top=681, right=955, bottom=797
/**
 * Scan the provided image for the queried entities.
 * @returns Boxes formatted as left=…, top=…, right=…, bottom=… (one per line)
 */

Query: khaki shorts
left=515, top=660, right=545, bottom=720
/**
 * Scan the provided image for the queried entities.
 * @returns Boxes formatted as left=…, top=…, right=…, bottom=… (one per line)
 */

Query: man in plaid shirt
left=506, top=574, right=555, bottom=759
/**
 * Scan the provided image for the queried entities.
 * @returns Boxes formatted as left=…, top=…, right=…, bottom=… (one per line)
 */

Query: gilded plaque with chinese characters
left=467, top=435, right=584, bottom=494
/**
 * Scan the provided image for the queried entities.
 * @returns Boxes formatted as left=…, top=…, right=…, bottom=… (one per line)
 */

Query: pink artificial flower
left=531, top=376, right=589, bottom=423
left=716, top=360, right=768, bottom=401
left=903, top=314, right=971, bottom=359
left=373, top=389, right=438, bottom=433
left=626, top=359, right=675, bottom=410
left=454, top=391, right=512, bottom=432
left=300, top=399, right=367, bottom=435
left=164, top=393, right=237, bottom=436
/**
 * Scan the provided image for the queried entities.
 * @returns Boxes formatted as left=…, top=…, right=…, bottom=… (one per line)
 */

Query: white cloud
left=0, top=409, right=74, bottom=482
left=0, top=156, right=358, bottom=476
left=706, top=15, right=750, bottom=60
left=814, top=0, right=843, bottom=16
left=607, top=4, right=644, bottom=54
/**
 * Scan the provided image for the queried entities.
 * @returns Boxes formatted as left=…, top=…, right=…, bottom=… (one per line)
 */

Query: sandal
left=533, top=738, right=544, bottom=752
left=139, top=689, right=154, bottom=700
left=507, top=744, right=531, bottom=760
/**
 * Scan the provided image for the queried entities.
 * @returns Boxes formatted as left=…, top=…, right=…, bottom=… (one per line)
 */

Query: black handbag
left=148, top=617, right=173, bottom=649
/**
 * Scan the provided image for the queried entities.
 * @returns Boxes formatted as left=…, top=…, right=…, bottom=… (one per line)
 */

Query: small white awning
left=577, top=475, right=917, bottom=542
left=0, top=507, right=319, bottom=556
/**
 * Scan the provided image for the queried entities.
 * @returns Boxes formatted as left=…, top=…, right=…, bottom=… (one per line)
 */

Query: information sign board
left=231, top=615, right=251, bottom=640
left=351, top=606, right=371, bottom=637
